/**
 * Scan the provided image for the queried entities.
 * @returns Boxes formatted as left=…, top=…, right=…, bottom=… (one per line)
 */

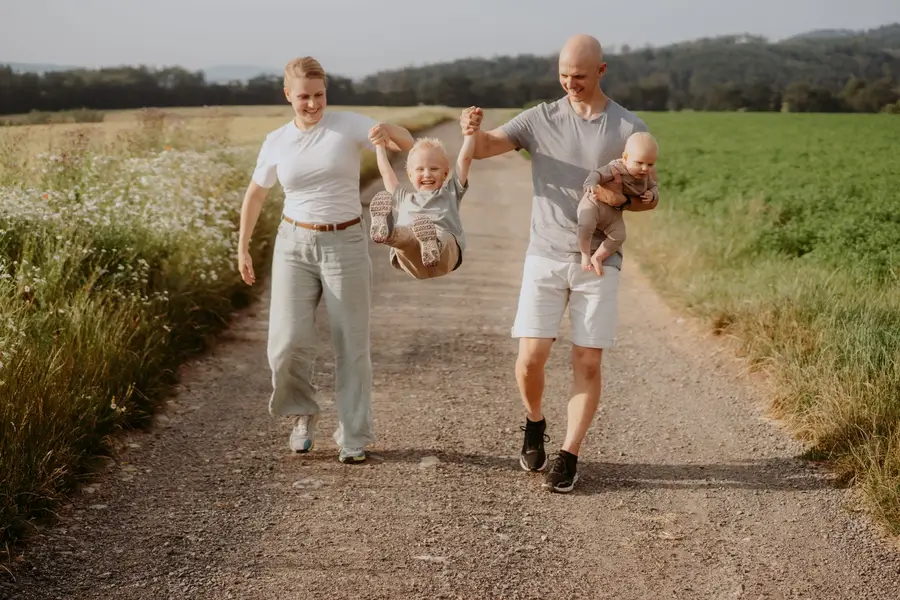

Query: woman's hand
left=368, top=123, right=391, bottom=147
left=238, top=249, right=255, bottom=285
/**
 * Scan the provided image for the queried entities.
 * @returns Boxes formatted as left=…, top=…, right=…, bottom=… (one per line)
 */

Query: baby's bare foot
left=581, top=253, right=592, bottom=271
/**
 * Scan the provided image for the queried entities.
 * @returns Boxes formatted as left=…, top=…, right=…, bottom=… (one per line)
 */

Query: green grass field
left=628, top=112, right=900, bottom=532
left=0, top=106, right=452, bottom=547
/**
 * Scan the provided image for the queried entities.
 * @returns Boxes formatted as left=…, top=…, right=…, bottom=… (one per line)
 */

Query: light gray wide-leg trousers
left=266, top=219, right=375, bottom=449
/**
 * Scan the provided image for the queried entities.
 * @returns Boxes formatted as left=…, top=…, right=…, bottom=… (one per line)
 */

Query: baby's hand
left=640, top=190, right=654, bottom=203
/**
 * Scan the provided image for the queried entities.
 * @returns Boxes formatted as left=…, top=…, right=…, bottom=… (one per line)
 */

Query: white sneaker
left=338, top=447, right=366, bottom=464
left=289, top=414, right=318, bottom=453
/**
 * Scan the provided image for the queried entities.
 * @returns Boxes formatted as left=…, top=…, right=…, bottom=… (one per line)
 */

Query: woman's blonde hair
left=284, top=57, right=326, bottom=87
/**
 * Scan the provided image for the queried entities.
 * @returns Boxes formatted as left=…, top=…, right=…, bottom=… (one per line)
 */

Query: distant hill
left=353, top=23, right=900, bottom=111
left=200, top=65, right=280, bottom=83
left=5, top=61, right=280, bottom=84
left=783, top=28, right=858, bottom=42
left=2, top=23, right=899, bottom=115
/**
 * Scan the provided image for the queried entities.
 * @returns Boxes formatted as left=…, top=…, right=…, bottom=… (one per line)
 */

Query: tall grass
left=0, top=106, right=451, bottom=547
left=1, top=109, right=106, bottom=127
left=0, top=111, right=281, bottom=546
left=627, top=112, right=900, bottom=532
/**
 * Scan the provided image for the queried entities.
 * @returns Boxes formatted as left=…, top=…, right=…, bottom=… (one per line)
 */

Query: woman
left=237, top=56, right=414, bottom=463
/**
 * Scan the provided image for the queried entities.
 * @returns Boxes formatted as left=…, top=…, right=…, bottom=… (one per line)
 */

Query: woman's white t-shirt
left=252, top=111, right=378, bottom=224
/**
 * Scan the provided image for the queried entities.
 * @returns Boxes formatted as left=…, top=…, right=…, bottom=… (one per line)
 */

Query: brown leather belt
left=282, top=215, right=361, bottom=231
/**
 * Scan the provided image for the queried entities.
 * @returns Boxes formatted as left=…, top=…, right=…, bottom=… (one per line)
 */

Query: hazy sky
left=3, top=0, right=899, bottom=78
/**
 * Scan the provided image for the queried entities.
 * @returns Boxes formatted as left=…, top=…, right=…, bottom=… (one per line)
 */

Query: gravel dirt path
left=4, top=119, right=900, bottom=600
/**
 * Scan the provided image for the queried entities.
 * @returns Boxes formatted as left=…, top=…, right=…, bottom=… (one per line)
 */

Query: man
left=460, top=34, right=658, bottom=493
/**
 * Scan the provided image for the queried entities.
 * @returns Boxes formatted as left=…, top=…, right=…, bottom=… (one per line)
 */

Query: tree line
left=2, top=24, right=899, bottom=116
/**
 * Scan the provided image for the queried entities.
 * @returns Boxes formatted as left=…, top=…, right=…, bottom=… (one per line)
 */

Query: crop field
left=629, top=111, right=900, bottom=531
left=0, top=105, right=453, bottom=546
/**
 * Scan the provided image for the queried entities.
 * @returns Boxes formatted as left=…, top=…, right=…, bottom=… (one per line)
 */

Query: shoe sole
left=369, top=191, right=394, bottom=243
left=290, top=414, right=318, bottom=453
left=412, top=216, right=441, bottom=267
left=543, top=473, right=579, bottom=494
left=519, top=454, right=548, bottom=472
left=339, top=454, right=367, bottom=464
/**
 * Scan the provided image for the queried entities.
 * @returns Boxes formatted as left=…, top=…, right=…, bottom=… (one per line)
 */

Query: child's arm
left=456, top=132, right=476, bottom=186
left=375, top=143, right=399, bottom=194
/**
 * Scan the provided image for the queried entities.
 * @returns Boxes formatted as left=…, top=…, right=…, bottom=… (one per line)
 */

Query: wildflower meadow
left=0, top=112, right=285, bottom=545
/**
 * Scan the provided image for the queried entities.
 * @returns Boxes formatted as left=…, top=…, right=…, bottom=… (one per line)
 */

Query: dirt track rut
left=4, top=119, right=900, bottom=600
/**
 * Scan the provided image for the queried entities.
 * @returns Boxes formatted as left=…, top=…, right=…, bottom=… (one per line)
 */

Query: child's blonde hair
left=283, top=57, right=326, bottom=87
left=406, top=137, right=450, bottom=167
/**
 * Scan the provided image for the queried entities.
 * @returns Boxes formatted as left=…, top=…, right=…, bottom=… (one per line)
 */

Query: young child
left=577, top=131, right=659, bottom=274
left=368, top=124, right=475, bottom=279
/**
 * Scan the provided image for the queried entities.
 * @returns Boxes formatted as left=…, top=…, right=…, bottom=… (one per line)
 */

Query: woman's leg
left=267, top=224, right=323, bottom=420
left=319, top=223, right=376, bottom=453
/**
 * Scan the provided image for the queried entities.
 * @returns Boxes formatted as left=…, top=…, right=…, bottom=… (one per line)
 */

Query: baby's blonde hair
left=406, top=137, right=450, bottom=167
left=283, top=57, right=326, bottom=87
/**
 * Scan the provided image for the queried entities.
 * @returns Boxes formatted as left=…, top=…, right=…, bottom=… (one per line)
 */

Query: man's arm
left=472, top=128, right=517, bottom=159
left=591, top=167, right=628, bottom=208
left=375, top=143, right=399, bottom=194
left=624, top=193, right=658, bottom=212
left=460, top=107, right=519, bottom=159
left=625, top=177, right=659, bottom=212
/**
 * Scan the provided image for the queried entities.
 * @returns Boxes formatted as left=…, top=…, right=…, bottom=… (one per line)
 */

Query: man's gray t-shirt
left=500, top=97, right=647, bottom=269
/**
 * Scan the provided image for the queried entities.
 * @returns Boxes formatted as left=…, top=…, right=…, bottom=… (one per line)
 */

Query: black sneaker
left=519, top=418, right=549, bottom=472
left=543, top=450, right=579, bottom=493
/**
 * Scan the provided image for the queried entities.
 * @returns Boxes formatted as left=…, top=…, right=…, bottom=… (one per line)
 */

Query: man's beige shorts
left=511, top=254, right=621, bottom=349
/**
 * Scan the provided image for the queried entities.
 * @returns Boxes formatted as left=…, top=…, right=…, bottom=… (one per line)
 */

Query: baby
left=577, top=131, right=659, bottom=274
left=368, top=122, right=475, bottom=279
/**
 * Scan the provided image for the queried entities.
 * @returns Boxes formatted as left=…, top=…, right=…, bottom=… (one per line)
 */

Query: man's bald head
left=559, top=34, right=603, bottom=67
left=558, top=34, right=607, bottom=103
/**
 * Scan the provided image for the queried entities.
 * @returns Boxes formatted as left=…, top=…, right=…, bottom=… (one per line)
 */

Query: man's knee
left=516, top=338, right=553, bottom=375
left=571, top=345, right=603, bottom=380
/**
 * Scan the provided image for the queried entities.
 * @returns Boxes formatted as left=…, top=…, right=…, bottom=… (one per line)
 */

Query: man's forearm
left=624, top=194, right=658, bottom=212
left=471, top=129, right=517, bottom=160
